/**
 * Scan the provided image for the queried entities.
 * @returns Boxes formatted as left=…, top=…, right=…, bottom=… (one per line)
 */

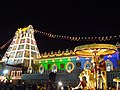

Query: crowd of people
left=2, top=72, right=116, bottom=90
left=0, top=81, right=72, bottom=90
left=0, top=72, right=73, bottom=90
left=0, top=82, right=37, bottom=90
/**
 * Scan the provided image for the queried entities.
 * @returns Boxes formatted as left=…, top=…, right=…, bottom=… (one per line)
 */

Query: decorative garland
left=39, top=64, right=44, bottom=74
left=66, top=62, right=74, bottom=73
left=105, top=59, right=113, bottom=71
left=84, top=61, right=91, bottom=70
left=52, top=63, right=57, bottom=73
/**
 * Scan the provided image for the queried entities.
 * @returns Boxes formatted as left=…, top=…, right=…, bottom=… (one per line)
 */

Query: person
left=80, top=76, right=87, bottom=90
left=46, top=72, right=57, bottom=90
left=72, top=76, right=87, bottom=90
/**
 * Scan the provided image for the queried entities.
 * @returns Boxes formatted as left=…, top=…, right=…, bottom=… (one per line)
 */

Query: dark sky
left=0, top=0, right=120, bottom=54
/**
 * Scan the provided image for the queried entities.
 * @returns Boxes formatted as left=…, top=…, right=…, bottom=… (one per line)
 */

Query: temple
left=0, top=25, right=120, bottom=89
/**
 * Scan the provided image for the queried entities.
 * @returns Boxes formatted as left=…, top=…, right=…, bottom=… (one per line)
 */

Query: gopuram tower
left=2, top=25, right=41, bottom=73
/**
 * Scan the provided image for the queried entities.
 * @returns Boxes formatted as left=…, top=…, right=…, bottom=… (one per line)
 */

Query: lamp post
left=74, top=43, right=117, bottom=90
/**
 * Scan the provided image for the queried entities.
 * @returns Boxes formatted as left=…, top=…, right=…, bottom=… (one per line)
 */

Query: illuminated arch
left=84, top=61, right=91, bottom=70
left=66, top=62, right=74, bottom=73
left=39, top=64, right=44, bottom=74
left=52, top=63, right=57, bottom=73
left=105, top=59, right=113, bottom=71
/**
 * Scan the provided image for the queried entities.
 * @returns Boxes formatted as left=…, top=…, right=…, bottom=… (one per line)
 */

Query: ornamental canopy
left=74, top=43, right=117, bottom=56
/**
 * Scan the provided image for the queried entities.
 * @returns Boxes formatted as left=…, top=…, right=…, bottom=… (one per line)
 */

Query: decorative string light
left=0, top=37, right=13, bottom=50
left=34, top=29, right=120, bottom=42
left=0, top=29, right=120, bottom=50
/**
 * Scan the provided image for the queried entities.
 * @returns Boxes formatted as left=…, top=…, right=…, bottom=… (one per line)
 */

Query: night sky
left=0, top=0, right=120, bottom=55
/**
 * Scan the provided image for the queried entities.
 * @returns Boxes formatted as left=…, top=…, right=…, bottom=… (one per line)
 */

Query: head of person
left=82, top=76, right=86, bottom=81
left=49, top=72, right=56, bottom=82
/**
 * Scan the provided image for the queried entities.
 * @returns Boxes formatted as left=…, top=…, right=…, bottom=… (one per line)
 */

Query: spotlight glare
left=58, top=81, right=63, bottom=86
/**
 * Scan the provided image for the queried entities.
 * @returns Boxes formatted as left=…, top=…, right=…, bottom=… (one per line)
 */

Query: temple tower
left=2, top=25, right=40, bottom=73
